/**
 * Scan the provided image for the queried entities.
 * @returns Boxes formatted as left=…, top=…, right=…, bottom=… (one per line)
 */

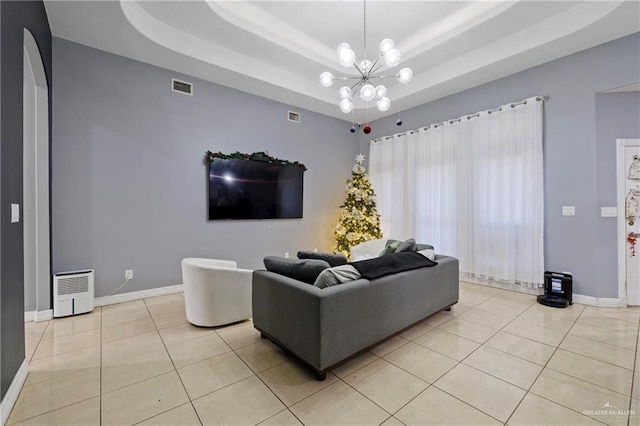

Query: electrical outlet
left=125, top=269, right=133, bottom=280
left=284, top=252, right=290, bottom=258
left=562, top=206, right=575, bottom=216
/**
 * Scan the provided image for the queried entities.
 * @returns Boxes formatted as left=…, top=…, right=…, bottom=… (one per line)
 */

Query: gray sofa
left=252, top=254, right=459, bottom=380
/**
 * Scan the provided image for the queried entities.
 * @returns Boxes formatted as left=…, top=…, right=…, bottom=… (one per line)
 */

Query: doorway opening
left=23, top=29, right=50, bottom=321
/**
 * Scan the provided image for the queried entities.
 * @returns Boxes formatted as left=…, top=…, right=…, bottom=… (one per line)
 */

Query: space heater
left=53, top=269, right=94, bottom=317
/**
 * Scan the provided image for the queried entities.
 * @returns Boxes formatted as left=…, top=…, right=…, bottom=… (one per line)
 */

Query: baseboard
left=572, top=294, right=625, bottom=307
left=94, top=284, right=184, bottom=307
left=0, top=359, right=28, bottom=426
left=24, top=309, right=53, bottom=323
left=460, top=276, right=543, bottom=296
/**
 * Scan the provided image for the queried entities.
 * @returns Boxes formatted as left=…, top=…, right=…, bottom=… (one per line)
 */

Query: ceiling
left=44, top=1, right=640, bottom=122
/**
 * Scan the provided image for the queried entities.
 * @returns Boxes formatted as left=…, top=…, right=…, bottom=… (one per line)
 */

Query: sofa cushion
left=314, top=265, right=362, bottom=289
left=263, top=256, right=330, bottom=284
left=395, top=238, right=417, bottom=253
left=297, top=251, right=348, bottom=267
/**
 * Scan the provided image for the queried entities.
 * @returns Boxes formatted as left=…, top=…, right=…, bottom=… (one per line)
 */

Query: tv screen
left=208, top=159, right=304, bottom=220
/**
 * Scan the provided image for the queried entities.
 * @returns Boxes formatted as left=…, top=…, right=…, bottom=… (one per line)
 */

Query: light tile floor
left=9, top=283, right=640, bottom=425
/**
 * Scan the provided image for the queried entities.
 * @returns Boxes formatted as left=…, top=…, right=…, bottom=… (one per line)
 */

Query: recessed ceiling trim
left=394, top=0, right=628, bottom=99
left=205, top=0, right=341, bottom=72
left=401, top=0, right=518, bottom=60
left=120, top=0, right=334, bottom=103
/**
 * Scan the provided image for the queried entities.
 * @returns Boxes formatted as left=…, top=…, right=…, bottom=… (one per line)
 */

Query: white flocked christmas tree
left=334, top=154, right=383, bottom=258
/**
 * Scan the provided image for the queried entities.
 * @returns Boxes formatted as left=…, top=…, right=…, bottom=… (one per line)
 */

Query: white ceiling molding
left=120, top=0, right=333, bottom=104
left=45, top=1, right=640, bottom=123
left=602, top=83, right=640, bottom=93
left=399, top=1, right=518, bottom=61
left=205, top=0, right=340, bottom=72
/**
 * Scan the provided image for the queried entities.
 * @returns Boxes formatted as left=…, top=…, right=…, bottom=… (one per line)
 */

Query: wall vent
left=172, top=78, right=193, bottom=96
left=288, top=111, right=301, bottom=123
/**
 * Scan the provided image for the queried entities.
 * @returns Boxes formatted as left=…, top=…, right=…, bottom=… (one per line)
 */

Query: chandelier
left=318, top=2, right=412, bottom=114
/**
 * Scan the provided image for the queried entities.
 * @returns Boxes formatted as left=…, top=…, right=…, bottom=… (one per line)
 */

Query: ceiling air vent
left=288, top=111, right=301, bottom=123
left=172, top=78, right=193, bottom=96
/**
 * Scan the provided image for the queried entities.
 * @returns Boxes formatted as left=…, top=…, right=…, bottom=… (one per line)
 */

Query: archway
left=23, top=29, right=50, bottom=321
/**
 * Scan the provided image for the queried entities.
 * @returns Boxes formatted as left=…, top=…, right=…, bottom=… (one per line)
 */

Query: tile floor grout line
left=209, top=324, right=305, bottom=424
left=141, top=297, right=205, bottom=426
left=334, top=372, right=398, bottom=419
left=626, top=312, right=640, bottom=426
left=503, top=303, right=613, bottom=426
left=425, top=297, right=572, bottom=423
left=15, top=293, right=639, bottom=425
left=428, top=383, right=506, bottom=425
left=99, top=306, right=103, bottom=426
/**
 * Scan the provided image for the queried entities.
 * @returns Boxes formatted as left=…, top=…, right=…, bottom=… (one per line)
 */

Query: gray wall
left=595, top=92, right=640, bottom=297
left=52, top=38, right=358, bottom=297
left=360, top=33, right=640, bottom=299
left=0, top=0, right=52, bottom=400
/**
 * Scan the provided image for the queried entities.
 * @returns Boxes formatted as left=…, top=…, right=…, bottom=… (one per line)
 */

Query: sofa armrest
left=252, top=271, right=324, bottom=368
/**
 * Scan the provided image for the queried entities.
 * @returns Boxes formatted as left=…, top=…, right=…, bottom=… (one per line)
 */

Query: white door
left=619, top=139, right=640, bottom=306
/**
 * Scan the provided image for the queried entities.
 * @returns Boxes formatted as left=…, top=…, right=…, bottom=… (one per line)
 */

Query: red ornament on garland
left=363, top=125, right=372, bottom=134
left=628, top=232, right=637, bottom=257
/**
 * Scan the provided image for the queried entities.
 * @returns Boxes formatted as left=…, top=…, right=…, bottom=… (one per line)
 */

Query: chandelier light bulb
left=376, top=97, right=391, bottom=112
left=339, top=98, right=354, bottom=113
left=319, top=71, right=334, bottom=87
left=359, top=84, right=376, bottom=102
left=397, top=68, right=413, bottom=84
left=337, top=43, right=356, bottom=67
left=374, top=85, right=387, bottom=99
left=359, top=59, right=372, bottom=73
left=338, top=86, right=352, bottom=99
left=384, top=48, right=401, bottom=67
left=379, top=38, right=395, bottom=55
left=337, top=42, right=351, bottom=55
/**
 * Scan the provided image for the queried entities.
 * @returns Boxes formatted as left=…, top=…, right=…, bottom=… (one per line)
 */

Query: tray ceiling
left=45, top=1, right=640, bottom=122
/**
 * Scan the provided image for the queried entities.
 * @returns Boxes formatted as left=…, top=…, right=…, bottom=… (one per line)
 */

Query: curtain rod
left=372, top=95, right=547, bottom=142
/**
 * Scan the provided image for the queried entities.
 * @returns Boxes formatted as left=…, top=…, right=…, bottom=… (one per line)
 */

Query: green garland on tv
left=204, top=151, right=307, bottom=171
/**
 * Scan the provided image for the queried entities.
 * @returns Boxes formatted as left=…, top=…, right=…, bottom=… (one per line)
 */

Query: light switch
left=11, top=204, right=19, bottom=223
left=562, top=206, right=575, bottom=216
left=601, top=207, right=617, bottom=218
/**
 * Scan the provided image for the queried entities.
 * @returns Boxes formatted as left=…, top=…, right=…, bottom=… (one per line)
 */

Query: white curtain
left=369, top=97, right=544, bottom=288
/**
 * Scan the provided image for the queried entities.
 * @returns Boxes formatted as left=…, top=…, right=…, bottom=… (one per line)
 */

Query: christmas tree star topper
left=355, top=153, right=365, bottom=165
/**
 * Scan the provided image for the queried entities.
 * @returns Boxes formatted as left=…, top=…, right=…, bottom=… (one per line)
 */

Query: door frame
left=617, top=138, right=640, bottom=306
left=23, top=28, right=50, bottom=321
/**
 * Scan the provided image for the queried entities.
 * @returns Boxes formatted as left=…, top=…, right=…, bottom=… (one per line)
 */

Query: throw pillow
left=416, top=243, right=434, bottom=252
left=395, top=238, right=417, bottom=253
left=379, top=240, right=401, bottom=256
left=417, top=248, right=436, bottom=261
left=263, top=256, right=330, bottom=284
left=297, top=251, right=348, bottom=267
left=314, top=265, right=362, bottom=289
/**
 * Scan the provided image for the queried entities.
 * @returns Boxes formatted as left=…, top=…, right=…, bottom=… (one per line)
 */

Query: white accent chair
left=181, top=258, right=252, bottom=327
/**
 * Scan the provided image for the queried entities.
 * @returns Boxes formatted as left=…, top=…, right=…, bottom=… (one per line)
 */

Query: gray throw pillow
left=416, top=243, right=434, bottom=251
left=263, top=256, right=330, bottom=284
left=395, top=238, right=417, bottom=253
left=314, top=265, right=362, bottom=289
left=297, top=251, right=348, bottom=267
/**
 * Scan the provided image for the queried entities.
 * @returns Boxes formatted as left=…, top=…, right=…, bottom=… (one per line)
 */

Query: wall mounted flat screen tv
left=208, top=159, right=304, bottom=220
